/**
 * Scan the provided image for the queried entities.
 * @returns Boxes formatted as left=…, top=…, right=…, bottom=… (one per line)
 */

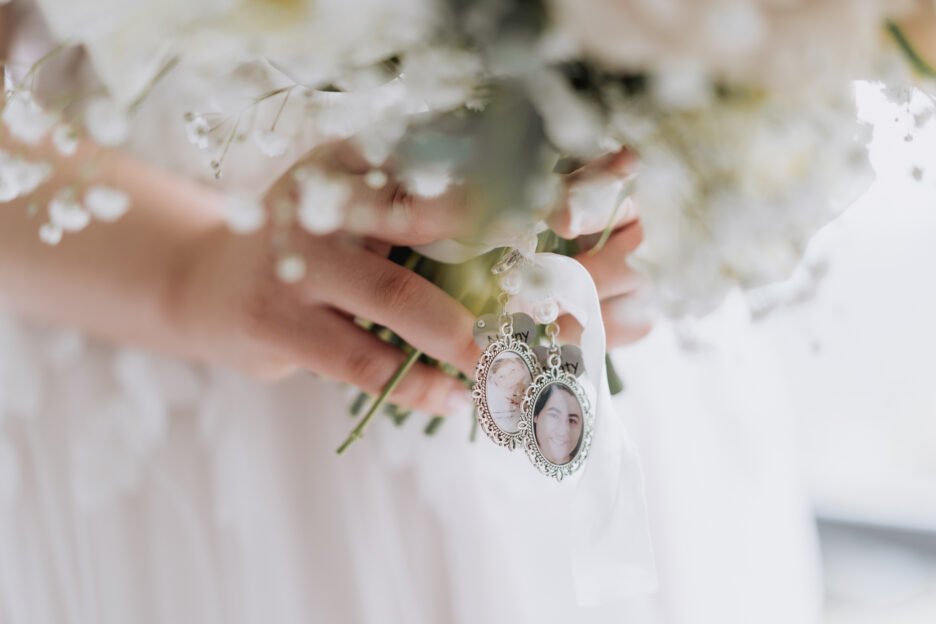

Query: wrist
left=160, top=219, right=233, bottom=364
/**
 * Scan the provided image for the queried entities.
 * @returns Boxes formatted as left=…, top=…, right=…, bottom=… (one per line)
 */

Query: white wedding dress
left=0, top=4, right=822, bottom=623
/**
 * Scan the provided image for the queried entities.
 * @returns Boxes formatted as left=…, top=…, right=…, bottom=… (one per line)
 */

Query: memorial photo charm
left=472, top=316, right=540, bottom=449
left=520, top=349, right=594, bottom=481
left=472, top=312, right=536, bottom=349
left=532, top=344, right=585, bottom=378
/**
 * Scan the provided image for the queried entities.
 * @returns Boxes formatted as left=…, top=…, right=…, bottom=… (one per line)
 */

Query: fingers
left=555, top=294, right=653, bottom=349
left=307, top=247, right=482, bottom=377
left=342, top=180, right=474, bottom=246
left=283, top=141, right=474, bottom=246
left=575, top=220, right=645, bottom=299
left=288, top=310, right=474, bottom=415
left=548, top=182, right=638, bottom=240
left=548, top=148, right=638, bottom=239
left=602, top=295, right=653, bottom=347
left=571, top=148, right=636, bottom=178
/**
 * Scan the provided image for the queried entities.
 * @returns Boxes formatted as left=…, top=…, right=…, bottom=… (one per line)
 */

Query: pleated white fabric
left=0, top=301, right=823, bottom=624
left=0, top=320, right=658, bottom=624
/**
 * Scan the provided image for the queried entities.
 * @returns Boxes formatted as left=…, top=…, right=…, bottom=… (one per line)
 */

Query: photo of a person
left=485, top=353, right=532, bottom=433
left=532, top=383, right=583, bottom=465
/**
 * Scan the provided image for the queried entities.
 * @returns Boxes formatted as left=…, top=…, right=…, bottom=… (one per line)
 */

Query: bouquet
left=3, top=0, right=936, bottom=453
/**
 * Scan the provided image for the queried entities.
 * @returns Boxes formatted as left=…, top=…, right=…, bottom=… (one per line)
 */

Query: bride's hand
left=550, top=149, right=653, bottom=348
left=169, top=222, right=481, bottom=415
left=168, top=142, right=645, bottom=417
left=168, top=145, right=485, bottom=415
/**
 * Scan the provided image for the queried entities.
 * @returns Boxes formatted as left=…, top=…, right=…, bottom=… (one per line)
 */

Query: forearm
left=0, top=135, right=226, bottom=358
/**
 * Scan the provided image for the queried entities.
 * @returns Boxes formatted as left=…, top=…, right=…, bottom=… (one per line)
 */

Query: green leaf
left=606, top=354, right=625, bottom=395
left=424, top=415, right=445, bottom=436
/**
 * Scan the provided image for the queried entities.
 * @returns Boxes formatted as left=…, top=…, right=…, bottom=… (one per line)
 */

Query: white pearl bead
left=533, top=299, right=559, bottom=325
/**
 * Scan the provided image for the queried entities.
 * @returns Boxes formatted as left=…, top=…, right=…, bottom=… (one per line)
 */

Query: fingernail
left=445, top=387, right=473, bottom=414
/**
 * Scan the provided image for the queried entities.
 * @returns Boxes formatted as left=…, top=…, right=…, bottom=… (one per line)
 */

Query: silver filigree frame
left=519, top=368, right=594, bottom=481
left=472, top=335, right=540, bottom=450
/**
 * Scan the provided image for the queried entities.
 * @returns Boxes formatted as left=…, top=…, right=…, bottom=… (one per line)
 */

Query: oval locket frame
left=520, top=366, right=594, bottom=481
left=472, top=333, right=540, bottom=450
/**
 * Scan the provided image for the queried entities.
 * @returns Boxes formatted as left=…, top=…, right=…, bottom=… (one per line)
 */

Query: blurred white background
left=762, top=82, right=936, bottom=623
left=612, top=81, right=936, bottom=624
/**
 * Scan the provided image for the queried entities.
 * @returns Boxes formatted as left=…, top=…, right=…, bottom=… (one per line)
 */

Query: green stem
left=887, top=21, right=936, bottom=78
left=336, top=349, right=422, bottom=454
left=270, top=87, right=294, bottom=133
left=128, top=56, right=181, bottom=114
left=21, top=42, right=70, bottom=89
left=212, top=114, right=241, bottom=178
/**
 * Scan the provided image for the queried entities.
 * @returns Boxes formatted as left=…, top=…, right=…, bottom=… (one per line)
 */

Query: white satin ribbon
left=418, top=243, right=658, bottom=605
left=534, top=254, right=657, bottom=604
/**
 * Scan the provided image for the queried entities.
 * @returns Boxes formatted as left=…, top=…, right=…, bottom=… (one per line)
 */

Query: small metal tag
left=532, top=344, right=585, bottom=377
left=472, top=312, right=536, bottom=349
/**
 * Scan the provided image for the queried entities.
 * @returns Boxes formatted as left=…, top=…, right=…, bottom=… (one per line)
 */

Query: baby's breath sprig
left=188, top=84, right=301, bottom=179
left=1, top=43, right=135, bottom=243
left=127, top=56, right=181, bottom=114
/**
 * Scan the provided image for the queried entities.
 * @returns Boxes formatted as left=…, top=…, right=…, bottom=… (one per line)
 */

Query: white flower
left=1, top=91, right=57, bottom=145
left=527, top=69, right=604, bottom=158
left=16, top=160, right=52, bottom=197
left=84, top=97, right=129, bottom=146
left=297, top=169, right=351, bottom=234
left=399, top=163, right=451, bottom=198
left=0, top=174, right=20, bottom=204
left=85, top=186, right=130, bottom=222
left=253, top=129, right=288, bottom=158
left=401, top=47, right=484, bottom=111
left=524, top=174, right=562, bottom=215
left=275, top=253, right=307, bottom=283
left=353, top=113, right=409, bottom=166
left=364, top=169, right=388, bottom=189
left=38, top=222, right=63, bottom=246
left=627, top=87, right=872, bottom=317
left=0, top=152, right=52, bottom=202
left=701, top=2, right=766, bottom=56
left=52, top=124, right=80, bottom=156
left=184, top=113, right=213, bottom=149
left=0, top=172, right=17, bottom=203
left=48, top=194, right=91, bottom=232
left=548, top=0, right=892, bottom=89
left=223, top=191, right=266, bottom=234
left=651, top=62, right=712, bottom=110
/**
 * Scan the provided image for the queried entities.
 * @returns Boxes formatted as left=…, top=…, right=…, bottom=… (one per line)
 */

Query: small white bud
left=276, top=253, right=306, bottom=283
left=38, top=222, right=63, bottom=245
left=85, top=186, right=130, bottom=222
